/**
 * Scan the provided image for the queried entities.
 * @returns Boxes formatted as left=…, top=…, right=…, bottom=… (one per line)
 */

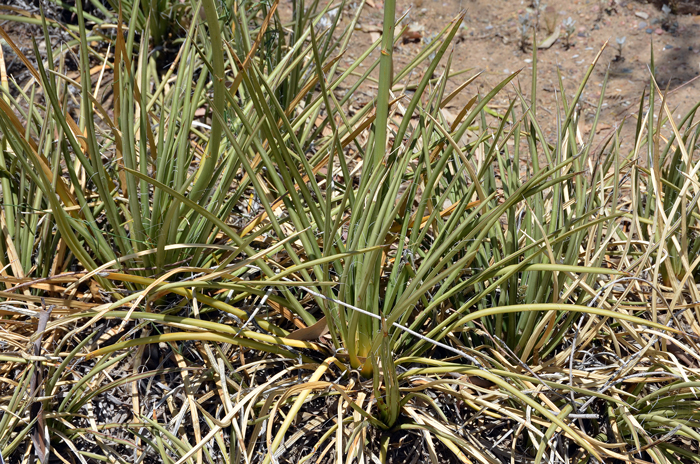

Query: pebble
left=664, top=44, right=673, bottom=50
left=635, top=11, right=649, bottom=20
left=638, top=21, right=647, bottom=29
left=655, top=28, right=664, bottom=35
left=646, top=28, right=653, bottom=34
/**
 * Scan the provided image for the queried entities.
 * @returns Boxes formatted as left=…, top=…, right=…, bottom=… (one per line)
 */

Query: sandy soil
left=344, top=0, right=700, bottom=146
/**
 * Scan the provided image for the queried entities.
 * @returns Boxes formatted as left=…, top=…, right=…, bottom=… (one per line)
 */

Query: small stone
left=635, top=11, right=649, bottom=20
left=578, top=32, right=586, bottom=37
left=646, top=28, right=653, bottom=34
left=655, top=28, right=664, bottom=35
left=638, top=21, right=647, bottom=29
left=664, top=44, right=673, bottom=50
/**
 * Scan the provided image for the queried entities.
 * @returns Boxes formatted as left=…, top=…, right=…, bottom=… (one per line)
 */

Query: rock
left=646, top=28, right=653, bottom=34
left=655, top=28, right=664, bottom=35
left=635, top=11, right=649, bottom=20
left=638, top=21, right=647, bottom=29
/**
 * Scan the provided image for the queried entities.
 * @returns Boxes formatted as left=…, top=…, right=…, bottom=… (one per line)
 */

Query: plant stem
left=372, top=0, right=396, bottom=171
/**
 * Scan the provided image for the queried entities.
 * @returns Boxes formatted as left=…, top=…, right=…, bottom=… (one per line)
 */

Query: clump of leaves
left=1, top=0, right=700, bottom=463
left=614, top=35, right=626, bottom=61
left=661, top=3, right=679, bottom=32
left=519, top=12, right=531, bottom=52
left=562, top=16, right=575, bottom=49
